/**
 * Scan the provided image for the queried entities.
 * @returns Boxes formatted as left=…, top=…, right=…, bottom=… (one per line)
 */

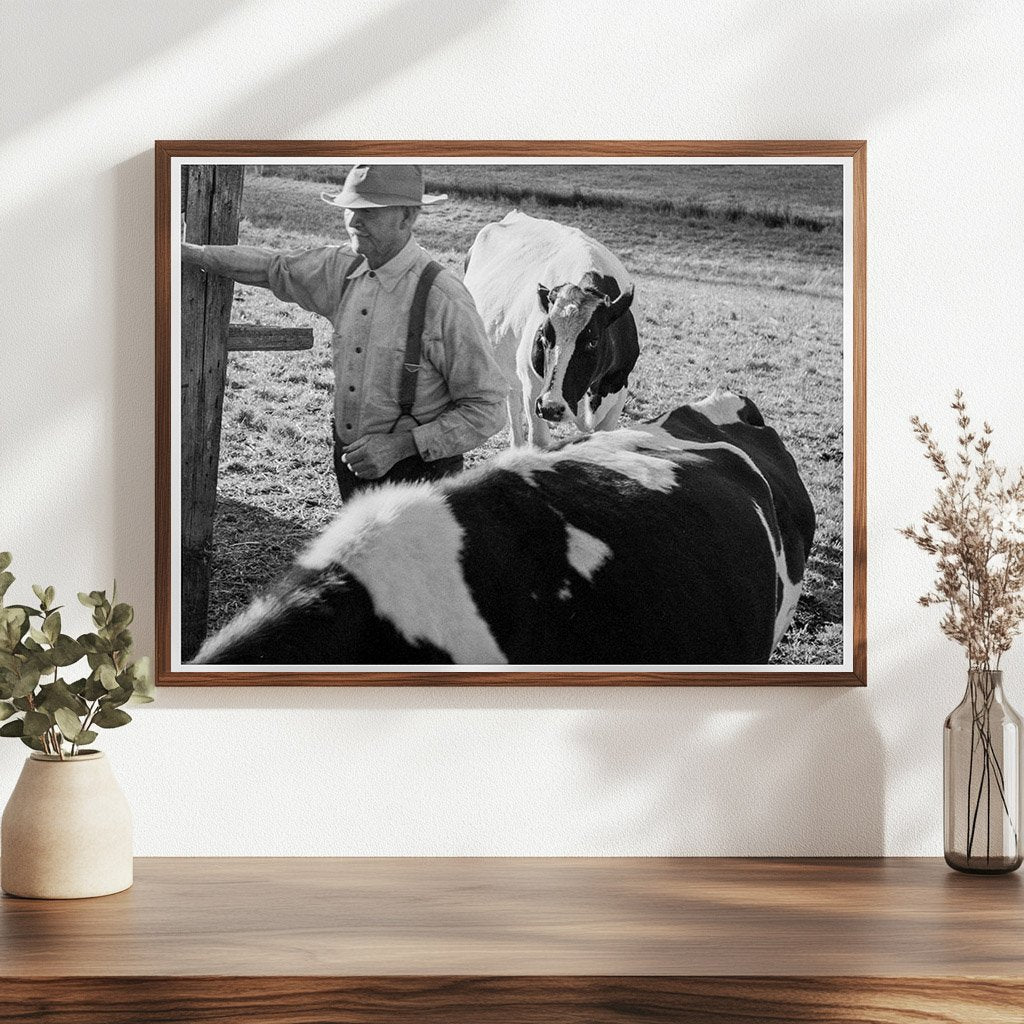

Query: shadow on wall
left=145, top=680, right=885, bottom=856
left=724, top=0, right=975, bottom=131
left=572, top=687, right=884, bottom=855
left=1, top=0, right=506, bottom=144
left=200, top=0, right=508, bottom=137
left=0, top=0, right=245, bottom=139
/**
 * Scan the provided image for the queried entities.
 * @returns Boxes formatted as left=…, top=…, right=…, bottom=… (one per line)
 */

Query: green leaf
left=9, top=604, right=43, bottom=619
left=83, top=675, right=107, bottom=701
left=0, top=606, right=27, bottom=650
left=103, top=685, right=131, bottom=709
left=36, top=678, right=88, bottom=717
left=44, top=586, right=55, bottom=608
left=11, top=665, right=41, bottom=699
left=50, top=635, right=86, bottom=667
left=76, top=634, right=101, bottom=653
left=31, top=584, right=47, bottom=608
left=0, top=571, right=14, bottom=601
left=0, top=701, right=15, bottom=721
left=0, top=718, right=24, bottom=737
left=0, top=552, right=11, bottom=573
left=23, top=710, right=51, bottom=738
left=0, top=651, right=20, bottom=674
left=93, top=705, right=131, bottom=729
left=75, top=730, right=98, bottom=746
left=98, top=664, right=118, bottom=690
left=82, top=636, right=112, bottom=656
left=110, top=603, right=134, bottom=629
left=28, top=627, right=49, bottom=646
left=87, top=652, right=116, bottom=675
left=19, top=735, right=45, bottom=752
left=12, top=697, right=33, bottom=712
left=54, top=707, right=85, bottom=741
left=42, top=611, right=60, bottom=644
left=78, top=592, right=100, bottom=608
left=128, top=657, right=154, bottom=700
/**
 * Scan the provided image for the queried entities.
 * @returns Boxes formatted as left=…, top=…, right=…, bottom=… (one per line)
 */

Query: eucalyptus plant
left=0, top=552, right=153, bottom=759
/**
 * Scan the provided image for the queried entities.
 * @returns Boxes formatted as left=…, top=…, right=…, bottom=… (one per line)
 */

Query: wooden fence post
left=180, top=165, right=244, bottom=661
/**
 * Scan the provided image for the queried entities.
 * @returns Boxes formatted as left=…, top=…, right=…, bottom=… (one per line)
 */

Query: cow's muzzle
left=536, top=396, right=568, bottom=423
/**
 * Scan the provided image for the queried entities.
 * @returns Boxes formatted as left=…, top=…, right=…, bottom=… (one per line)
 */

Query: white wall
left=1, top=0, right=1022, bottom=855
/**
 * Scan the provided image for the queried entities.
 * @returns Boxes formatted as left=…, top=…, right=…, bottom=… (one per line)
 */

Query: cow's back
left=464, top=211, right=632, bottom=342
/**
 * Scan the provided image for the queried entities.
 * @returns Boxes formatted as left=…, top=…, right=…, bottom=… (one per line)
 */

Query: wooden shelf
left=2, top=857, right=1022, bottom=1022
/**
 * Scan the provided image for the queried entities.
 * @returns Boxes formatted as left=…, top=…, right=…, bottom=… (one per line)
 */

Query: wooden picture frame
left=155, top=141, right=866, bottom=686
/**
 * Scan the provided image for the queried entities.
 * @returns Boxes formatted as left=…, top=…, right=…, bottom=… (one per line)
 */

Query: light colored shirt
left=199, top=238, right=506, bottom=461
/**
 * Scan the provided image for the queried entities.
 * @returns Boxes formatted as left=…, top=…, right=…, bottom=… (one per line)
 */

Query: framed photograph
left=155, top=141, right=865, bottom=686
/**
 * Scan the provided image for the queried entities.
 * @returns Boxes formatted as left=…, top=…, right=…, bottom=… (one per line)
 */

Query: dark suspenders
left=337, top=255, right=444, bottom=433
left=395, top=260, right=443, bottom=428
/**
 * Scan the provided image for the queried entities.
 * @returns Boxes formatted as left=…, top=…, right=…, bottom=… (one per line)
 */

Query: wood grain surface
left=0, top=976, right=1021, bottom=1024
left=227, top=325, right=315, bottom=351
left=154, top=139, right=867, bottom=687
left=2, top=857, right=1020, bottom=1023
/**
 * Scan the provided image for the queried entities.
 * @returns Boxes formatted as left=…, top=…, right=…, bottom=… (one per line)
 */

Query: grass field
left=205, top=163, right=845, bottom=665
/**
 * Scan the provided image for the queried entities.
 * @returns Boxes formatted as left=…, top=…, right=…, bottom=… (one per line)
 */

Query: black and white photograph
left=160, top=146, right=862, bottom=683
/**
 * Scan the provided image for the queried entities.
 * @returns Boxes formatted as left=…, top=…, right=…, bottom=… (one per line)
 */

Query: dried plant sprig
left=901, top=390, right=1024, bottom=671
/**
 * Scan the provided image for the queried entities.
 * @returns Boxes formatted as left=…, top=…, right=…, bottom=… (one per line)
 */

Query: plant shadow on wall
left=0, top=1, right=247, bottom=140
left=570, top=687, right=885, bottom=855
left=726, top=0, right=973, bottom=131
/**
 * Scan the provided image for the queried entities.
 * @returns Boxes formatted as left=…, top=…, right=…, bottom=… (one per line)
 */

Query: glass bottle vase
left=944, top=669, right=1023, bottom=873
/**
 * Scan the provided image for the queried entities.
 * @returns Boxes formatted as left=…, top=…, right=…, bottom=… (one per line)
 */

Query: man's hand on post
left=181, top=241, right=204, bottom=265
left=180, top=215, right=203, bottom=265
left=341, top=433, right=417, bottom=480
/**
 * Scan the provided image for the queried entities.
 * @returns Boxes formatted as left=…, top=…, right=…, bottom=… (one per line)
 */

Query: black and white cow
left=463, top=210, right=639, bottom=448
left=194, top=390, right=815, bottom=667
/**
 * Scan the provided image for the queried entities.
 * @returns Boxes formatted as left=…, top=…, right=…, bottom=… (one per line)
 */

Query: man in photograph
left=181, top=164, right=507, bottom=499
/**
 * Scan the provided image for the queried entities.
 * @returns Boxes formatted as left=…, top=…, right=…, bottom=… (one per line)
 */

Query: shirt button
left=346, top=423, right=353, bottom=430
left=368, top=271, right=376, bottom=278
left=355, top=347, right=362, bottom=354
left=348, top=385, right=356, bottom=392
left=361, top=308, right=368, bottom=315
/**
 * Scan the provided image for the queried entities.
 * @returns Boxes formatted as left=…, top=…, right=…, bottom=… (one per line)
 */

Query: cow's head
left=531, top=272, right=635, bottom=426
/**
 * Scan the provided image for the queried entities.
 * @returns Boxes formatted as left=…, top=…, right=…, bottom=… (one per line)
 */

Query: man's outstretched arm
left=180, top=244, right=352, bottom=318
left=180, top=243, right=276, bottom=286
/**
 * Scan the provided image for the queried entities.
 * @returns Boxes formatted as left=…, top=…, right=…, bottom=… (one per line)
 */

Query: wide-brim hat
left=320, top=164, right=447, bottom=209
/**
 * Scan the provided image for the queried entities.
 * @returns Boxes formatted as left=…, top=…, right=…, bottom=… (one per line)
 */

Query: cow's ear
left=537, top=284, right=552, bottom=312
left=606, top=284, right=634, bottom=324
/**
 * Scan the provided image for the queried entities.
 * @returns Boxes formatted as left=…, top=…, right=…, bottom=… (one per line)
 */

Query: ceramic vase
left=1, top=751, right=133, bottom=899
